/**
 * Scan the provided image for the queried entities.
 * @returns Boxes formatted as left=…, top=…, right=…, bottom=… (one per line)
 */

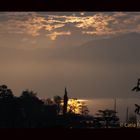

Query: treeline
left=0, top=85, right=120, bottom=128
left=0, top=85, right=92, bottom=128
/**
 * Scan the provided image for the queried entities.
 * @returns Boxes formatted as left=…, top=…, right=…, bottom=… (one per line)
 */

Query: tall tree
left=63, top=88, right=68, bottom=116
left=96, top=109, right=120, bottom=128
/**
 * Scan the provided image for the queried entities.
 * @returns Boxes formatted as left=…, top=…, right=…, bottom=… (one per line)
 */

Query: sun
left=67, top=99, right=82, bottom=114
left=61, top=98, right=89, bottom=115
left=80, top=12, right=85, bottom=16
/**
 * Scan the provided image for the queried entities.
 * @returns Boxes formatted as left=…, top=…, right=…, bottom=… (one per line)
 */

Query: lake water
left=82, top=98, right=140, bottom=122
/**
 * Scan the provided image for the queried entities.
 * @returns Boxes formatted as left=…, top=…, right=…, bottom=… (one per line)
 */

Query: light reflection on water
left=80, top=98, right=140, bottom=122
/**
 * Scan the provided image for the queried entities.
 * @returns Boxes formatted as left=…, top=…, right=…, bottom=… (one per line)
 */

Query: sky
left=0, top=12, right=140, bottom=102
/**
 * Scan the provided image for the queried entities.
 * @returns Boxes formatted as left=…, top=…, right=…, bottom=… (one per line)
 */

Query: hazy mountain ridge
left=55, top=33, right=140, bottom=64
left=0, top=33, right=140, bottom=65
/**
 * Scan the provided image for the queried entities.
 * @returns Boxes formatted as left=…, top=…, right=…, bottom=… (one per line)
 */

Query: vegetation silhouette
left=53, top=95, right=62, bottom=115
left=127, top=113, right=137, bottom=124
left=0, top=84, right=121, bottom=128
left=134, top=104, right=140, bottom=115
left=132, top=79, right=140, bottom=92
left=95, top=109, right=120, bottom=128
left=63, top=88, right=68, bottom=116
left=132, top=79, right=140, bottom=116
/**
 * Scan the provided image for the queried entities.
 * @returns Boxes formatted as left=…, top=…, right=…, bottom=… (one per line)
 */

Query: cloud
left=44, top=24, right=65, bottom=31
left=78, top=13, right=140, bottom=37
left=0, top=12, right=140, bottom=40
left=21, top=38, right=29, bottom=42
left=46, top=31, right=71, bottom=40
left=0, top=12, right=66, bottom=37
left=30, top=40, right=37, bottom=44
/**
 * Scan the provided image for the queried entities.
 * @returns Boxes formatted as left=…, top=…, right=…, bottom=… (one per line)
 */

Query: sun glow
left=67, top=99, right=82, bottom=114
left=61, top=98, right=89, bottom=114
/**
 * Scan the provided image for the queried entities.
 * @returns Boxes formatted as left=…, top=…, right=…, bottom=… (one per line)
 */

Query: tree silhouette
left=132, top=79, right=140, bottom=116
left=53, top=95, right=62, bottom=115
left=134, top=104, right=140, bottom=115
left=0, top=85, right=15, bottom=127
left=63, top=88, right=68, bottom=116
left=44, top=98, right=54, bottom=105
left=96, top=109, right=120, bottom=128
left=132, top=79, right=140, bottom=92
left=0, top=85, right=93, bottom=128
left=19, top=90, right=43, bottom=127
left=128, top=113, right=137, bottom=124
left=80, top=102, right=89, bottom=116
left=0, top=85, right=14, bottom=99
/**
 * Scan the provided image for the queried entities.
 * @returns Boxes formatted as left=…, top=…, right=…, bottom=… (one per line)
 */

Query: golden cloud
left=46, top=31, right=71, bottom=40
left=0, top=12, right=140, bottom=40
left=44, top=24, right=65, bottom=31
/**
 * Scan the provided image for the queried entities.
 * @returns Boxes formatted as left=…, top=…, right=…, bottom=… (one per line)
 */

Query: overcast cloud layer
left=0, top=12, right=140, bottom=100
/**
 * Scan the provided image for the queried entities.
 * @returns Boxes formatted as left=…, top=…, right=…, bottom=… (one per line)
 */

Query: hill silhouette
left=55, top=33, right=140, bottom=64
